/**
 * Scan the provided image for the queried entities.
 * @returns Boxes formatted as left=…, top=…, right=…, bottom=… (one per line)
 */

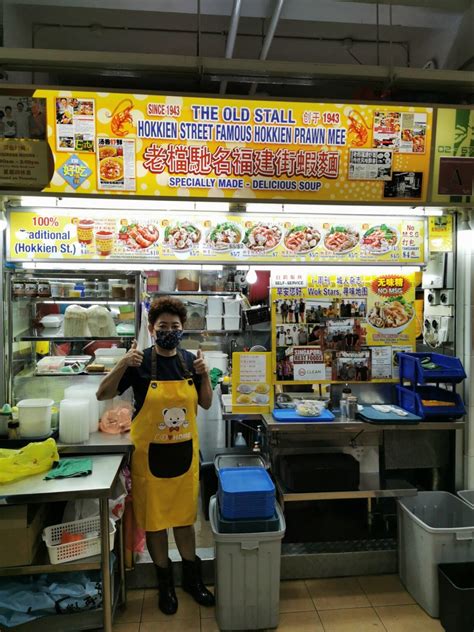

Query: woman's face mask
left=155, top=329, right=184, bottom=350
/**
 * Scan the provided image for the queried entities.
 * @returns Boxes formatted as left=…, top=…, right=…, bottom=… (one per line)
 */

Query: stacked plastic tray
left=396, top=352, right=466, bottom=420
left=218, top=466, right=275, bottom=520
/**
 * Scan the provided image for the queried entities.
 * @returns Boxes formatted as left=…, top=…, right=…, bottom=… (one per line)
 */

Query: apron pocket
left=148, top=440, right=193, bottom=479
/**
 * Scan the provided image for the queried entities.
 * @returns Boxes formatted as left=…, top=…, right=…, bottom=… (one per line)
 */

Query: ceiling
left=1, top=0, right=473, bottom=101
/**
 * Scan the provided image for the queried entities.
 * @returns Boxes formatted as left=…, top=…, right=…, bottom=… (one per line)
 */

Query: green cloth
left=44, top=458, right=93, bottom=480
left=209, top=367, right=223, bottom=390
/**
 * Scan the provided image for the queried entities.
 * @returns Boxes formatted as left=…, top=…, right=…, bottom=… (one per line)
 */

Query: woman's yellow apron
left=131, top=349, right=199, bottom=532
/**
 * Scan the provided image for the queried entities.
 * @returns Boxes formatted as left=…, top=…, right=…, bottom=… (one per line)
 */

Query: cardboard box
left=0, top=504, right=49, bottom=568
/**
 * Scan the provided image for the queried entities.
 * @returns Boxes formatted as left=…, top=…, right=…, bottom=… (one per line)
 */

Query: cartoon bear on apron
left=131, top=349, right=199, bottom=532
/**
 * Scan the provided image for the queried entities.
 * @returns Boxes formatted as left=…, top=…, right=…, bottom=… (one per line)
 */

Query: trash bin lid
left=214, top=454, right=266, bottom=472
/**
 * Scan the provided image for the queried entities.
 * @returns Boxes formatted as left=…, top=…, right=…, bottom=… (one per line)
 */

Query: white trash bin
left=210, top=495, right=285, bottom=630
left=458, top=489, right=474, bottom=508
left=398, top=491, right=474, bottom=617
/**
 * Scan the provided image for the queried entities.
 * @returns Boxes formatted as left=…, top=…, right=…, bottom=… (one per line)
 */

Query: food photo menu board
left=271, top=272, right=417, bottom=385
left=7, top=211, right=425, bottom=265
left=0, top=88, right=433, bottom=203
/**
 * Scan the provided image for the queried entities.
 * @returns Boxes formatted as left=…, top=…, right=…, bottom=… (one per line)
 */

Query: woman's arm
left=96, top=341, right=143, bottom=401
left=193, top=350, right=213, bottom=410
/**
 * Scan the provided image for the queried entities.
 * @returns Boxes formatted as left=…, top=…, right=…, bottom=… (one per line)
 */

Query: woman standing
left=97, top=297, right=214, bottom=615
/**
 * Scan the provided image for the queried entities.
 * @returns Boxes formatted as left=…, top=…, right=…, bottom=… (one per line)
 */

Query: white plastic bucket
left=159, top=270, right=176, bottom=292
left=17, top=398, right=53, bottom=438
left=207, top=296, right=223, bottom=315
left=206, top=315, right=222, bottom=330
left=204, top=352, right=228, bottom=373
left=64, top=386, right=100, bottom=433
left=224, top=316, right=240, bottom=331
left=224, top=299, right=241, bottom=316
left=59, top=399, right=90, bottom=444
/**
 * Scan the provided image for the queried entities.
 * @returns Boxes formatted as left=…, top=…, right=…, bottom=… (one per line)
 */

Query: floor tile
left=200, top=603, right=216, bottom=619
left=114, top=589, right=144, bottom=623
left=319, top=607, right=386, bottom=631
left=199, top=618, right=221, bottom=632
left=276, top=611, right=325, bottom=631
left=305, top=577, right=371, bottom=610
left=141, top=587, right=200, bottom=621
left=357, top=575, right=415, bottom=607
left=112, top=625, right=140, bottom=632
left=140, top=618, right=200, bottom=632
left=280, top=580, right=315, bottom=613
left=375, top=605, right=444, bottom=632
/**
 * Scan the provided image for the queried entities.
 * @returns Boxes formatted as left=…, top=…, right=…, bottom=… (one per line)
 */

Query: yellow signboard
left=7, top=210, right=426, bottom=264
left=0, top=88, right=434, bottom=202
left=231, top=352, right=273, bottom=414
left=429, top=215, right=453, bottom=252
left=272, top=272, right=416, bottom=384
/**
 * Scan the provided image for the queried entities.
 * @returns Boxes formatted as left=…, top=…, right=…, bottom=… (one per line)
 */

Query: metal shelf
left=276, top=473, right=417, bottom=502
left=0, top=552, right=102, bottom=577
left=15, top=330, right=134, bottom=342
left=26, top=298, right=134, bottom=305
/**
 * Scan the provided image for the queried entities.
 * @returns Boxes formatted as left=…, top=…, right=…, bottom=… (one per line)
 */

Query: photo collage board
left=272, top=272, right=417, bottom=384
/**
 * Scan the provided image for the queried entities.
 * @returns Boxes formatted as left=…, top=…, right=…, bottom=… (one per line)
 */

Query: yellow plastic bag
left=0, top=438, right=59, bottom=484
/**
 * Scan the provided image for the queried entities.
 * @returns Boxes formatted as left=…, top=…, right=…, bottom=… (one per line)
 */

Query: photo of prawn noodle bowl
left=100, top=156, right=123, bottom=181
left=362, top=225, right=398, bottom=253
left=244, top=223, right=282, bottom=252
left=324, top=226, right=360, bottom=253
left=99, top=146, right=117, bottom=160
left=367, top=299, right=414, bottom=333
left=206, top=222, right=242, bottom=250
left=165, top=223, right=201, bottom=251
left=120, top=223, right=159, bottom=250
left=284, top=225, right=321, bottom=253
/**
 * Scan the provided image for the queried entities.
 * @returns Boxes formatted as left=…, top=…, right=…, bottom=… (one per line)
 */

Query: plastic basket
left=396, top=384, right=465, bottom=419
left=218, top=467, right=275, bottom=520
left=42, top=516, right=116, bottom=564
left=398, top=352, right=466, bottom=385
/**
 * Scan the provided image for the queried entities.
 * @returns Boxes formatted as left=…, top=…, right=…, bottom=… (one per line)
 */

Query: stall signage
left=231, top=352, right=273, bottom=413
left=272, top=272, right=416, bottom=384
left=428, top=215, right=453, bottom=253
left=7, top=210, right=425, bottom=264
left=0, top=89, right=433, bottom=202
left=431, top=107, right=474, bottom=204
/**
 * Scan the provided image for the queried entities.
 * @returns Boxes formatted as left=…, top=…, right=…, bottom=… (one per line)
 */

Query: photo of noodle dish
left=361, top=225, right=398, bottom=254
left=324, top=225, right=360, bottom=253
left=243, top=223, right=282, bottom=252
left=367, top=297, right=414, bottom=334
left=284, top=225, right=321, bottom=254
left=206, top=222, right=242, bottom=251
left=119, top=223, right=159, bottom=251
left=99, top=156, right=123, bottom=182
left=164, top=222, right=201, bottom=251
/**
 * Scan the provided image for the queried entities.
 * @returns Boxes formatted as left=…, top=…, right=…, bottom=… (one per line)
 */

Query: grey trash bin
left=458, top=489, right=474, bottom=509
left=210, top=495, right=285, bottom=630
left=398, top=491, right=474, bottom=617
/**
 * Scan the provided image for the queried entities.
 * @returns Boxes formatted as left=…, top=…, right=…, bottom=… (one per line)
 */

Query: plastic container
left=42, top=516, right=116, bottom=564
left=40, top=314, right=64, bottom=328
left=36, top=356, right=66, bottom=374
left=207, top=296, right=223, bottom=315
left=397, top=384, right=465, bottom=419
left=438, top=562, right=474, bottom=632
left=224, top=315, right=240, bottom=331
left=17, top=398, right=53, bottom=438
left=216, top=499, right=280, bottom=534
left=398, top=491, right=474, bottom=616
left=94, top=347, right=126, bottom=368
left=458, top=490, right=474, bottom=508
left=206, top=315, right=222, bottom=331
left=159, top=270, right=176, bottom=292
left=224, top=298, right=241, bottom=316
left=218, top=467, right=275, bottom=520
left=398, top=352, right=467, bottom=385
left=64, top=385, right=100, bottom=432
left=204, top=351, right=228, bottom=373
left=49, top=282, right=63, bottom=298
left=59, top=399, right=91, bottom=443
left=210, top=495, right=285, bottom=630
left=214, top=454, right=267, bottom=473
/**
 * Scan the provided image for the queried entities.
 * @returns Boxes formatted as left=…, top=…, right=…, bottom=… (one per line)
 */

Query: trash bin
left=398, top=491, right=474, bottom=617
left=210, top=495, right=286, bottom=630
left=438, top=562, right=474, bottom=632
left=458, top=489, right=474, bottom=508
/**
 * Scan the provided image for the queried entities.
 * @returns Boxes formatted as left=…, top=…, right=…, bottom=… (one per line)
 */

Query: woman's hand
left=121, top=340, right=144, bottom=368
left=193, top=349, right=209, bottom=376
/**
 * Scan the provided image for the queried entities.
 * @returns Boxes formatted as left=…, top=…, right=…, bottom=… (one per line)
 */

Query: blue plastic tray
left=218, top=467, right=275, bottom=520
left=272, top=408, right=335, bottom=423
left=358, top=406, right=421, bottom=424
left=398, top=352, right=466, bottom=385
left=216, top=499, right=280, bottom=533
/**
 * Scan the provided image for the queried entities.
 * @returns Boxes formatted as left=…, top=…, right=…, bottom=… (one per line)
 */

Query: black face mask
left=155, top=329, right=183, bottom=350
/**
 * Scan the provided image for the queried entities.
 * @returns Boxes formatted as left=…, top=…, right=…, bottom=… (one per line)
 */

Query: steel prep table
left=0, top=447, right=128, bottom=632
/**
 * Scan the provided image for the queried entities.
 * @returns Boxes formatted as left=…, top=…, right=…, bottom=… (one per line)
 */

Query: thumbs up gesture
left=122, top=339, right=144, bottom=368
left=193, top=348, right=208, bottom=376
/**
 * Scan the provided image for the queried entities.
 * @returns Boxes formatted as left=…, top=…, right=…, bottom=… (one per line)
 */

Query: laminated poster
left=232, top=352, right=273, bottom=413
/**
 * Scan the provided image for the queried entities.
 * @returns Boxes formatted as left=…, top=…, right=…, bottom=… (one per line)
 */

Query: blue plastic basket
left=397, top=385, right=465, bottom=419
left=218, top=467, right=275, bottom=520
left=398, top=352, right=466, bottom=385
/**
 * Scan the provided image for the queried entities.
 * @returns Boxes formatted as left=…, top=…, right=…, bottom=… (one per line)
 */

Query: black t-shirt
left=118, top=347, right=202, bottom=417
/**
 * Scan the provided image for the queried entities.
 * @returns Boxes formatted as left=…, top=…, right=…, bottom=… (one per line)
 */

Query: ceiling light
left=245, top=268, right=258, bottom=284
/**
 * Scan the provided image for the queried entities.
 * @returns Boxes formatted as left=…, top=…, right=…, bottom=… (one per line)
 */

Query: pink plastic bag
left=99, top=402, right=132, bottom=434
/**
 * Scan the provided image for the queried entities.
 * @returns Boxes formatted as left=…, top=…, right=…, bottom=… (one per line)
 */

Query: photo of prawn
left=333, top=350, right=371, bottom=382
left=118, top=222, right=159, bottom=251
left=383, top=172, right=423, bottom=199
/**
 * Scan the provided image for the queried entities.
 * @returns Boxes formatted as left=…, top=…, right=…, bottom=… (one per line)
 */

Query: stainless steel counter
left=57, top=431, right=133, bottom=454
